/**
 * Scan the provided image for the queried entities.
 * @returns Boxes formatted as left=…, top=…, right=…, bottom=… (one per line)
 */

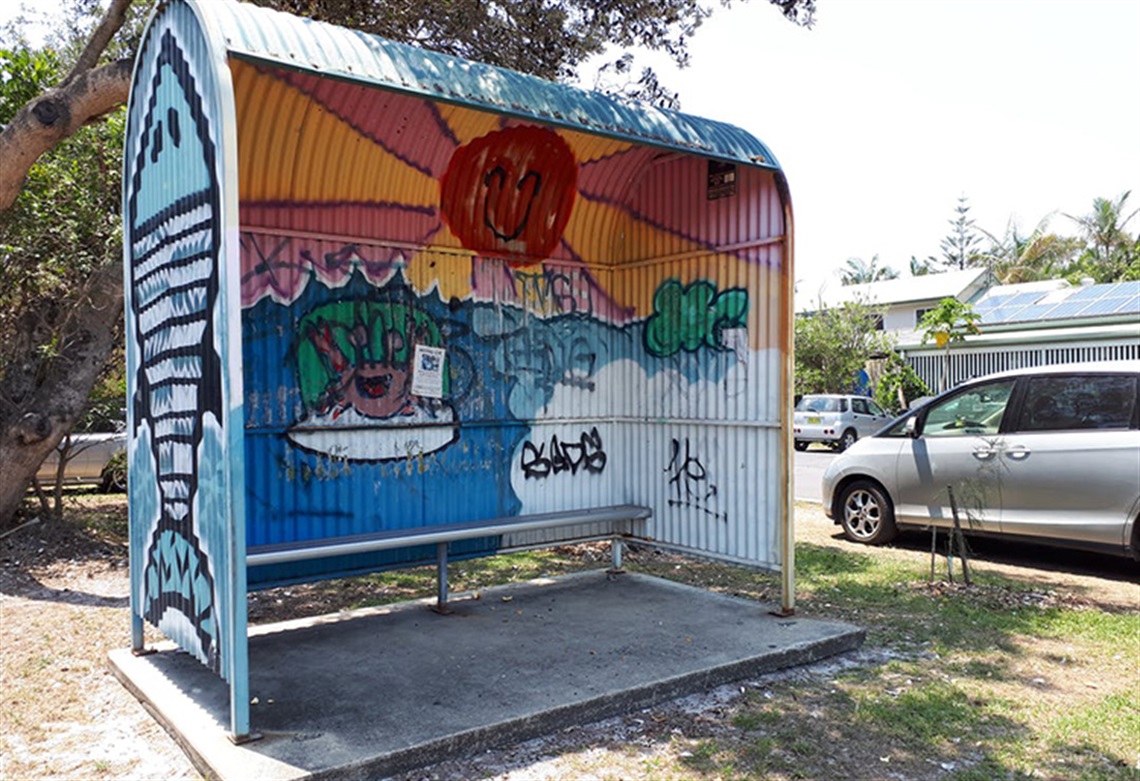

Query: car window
left=881, top=415, right=913, bottom=437
left=1014, top=375, right=1137, bottom=432
left=852, top=398, right=868, bottom=414
left=922, top=380, right=1016, bottom=437
left=868, top=400, right=887, bottom=417
left=796, top=397, right=843, bottom=413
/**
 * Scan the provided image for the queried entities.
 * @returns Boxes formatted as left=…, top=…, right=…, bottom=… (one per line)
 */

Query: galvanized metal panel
left=123, top=0, right=247, bottom=705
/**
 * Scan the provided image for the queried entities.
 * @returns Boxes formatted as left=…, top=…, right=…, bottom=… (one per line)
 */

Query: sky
left=620, top=0, right=1140, bottom=297
left=4, top=0, right=1138, bottom=299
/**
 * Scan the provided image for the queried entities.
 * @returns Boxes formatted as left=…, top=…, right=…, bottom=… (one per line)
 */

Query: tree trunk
left=0, top=261, right=124, bottom=527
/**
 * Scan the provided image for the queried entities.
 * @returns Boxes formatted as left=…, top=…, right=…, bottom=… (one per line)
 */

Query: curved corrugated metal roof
left=193, top=0, right=780, bottom=169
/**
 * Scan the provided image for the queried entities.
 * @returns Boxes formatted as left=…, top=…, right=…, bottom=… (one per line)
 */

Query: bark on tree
left=0, top=60, right=133, bottom=212
left=0, top=261, right=124, bottom=525
left=0, top=0, right=134, bottom=526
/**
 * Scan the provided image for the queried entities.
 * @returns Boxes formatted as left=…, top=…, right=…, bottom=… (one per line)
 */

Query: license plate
left=808, top=416, right=821, bottom=424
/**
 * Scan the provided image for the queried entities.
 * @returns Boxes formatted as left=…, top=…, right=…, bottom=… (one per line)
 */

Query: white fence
left=905, top=341, right=1140, bottom=392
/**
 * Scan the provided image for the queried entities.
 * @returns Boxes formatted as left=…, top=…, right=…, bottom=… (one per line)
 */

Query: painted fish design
left=126, top=28, right=221, bottom=669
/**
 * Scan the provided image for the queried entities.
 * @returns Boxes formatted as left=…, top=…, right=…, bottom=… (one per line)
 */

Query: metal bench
left=247, top=504, right=653, bottom=610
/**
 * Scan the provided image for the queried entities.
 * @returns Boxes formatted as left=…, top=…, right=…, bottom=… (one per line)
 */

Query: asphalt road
left=793, top=446, right=836, bottom=504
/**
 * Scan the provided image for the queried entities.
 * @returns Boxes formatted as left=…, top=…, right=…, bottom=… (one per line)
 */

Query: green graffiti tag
left=296, top=300, right=447, bottom=420
left=644, top=280, right=748, bottom=357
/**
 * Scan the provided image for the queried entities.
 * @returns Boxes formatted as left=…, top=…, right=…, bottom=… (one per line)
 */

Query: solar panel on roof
left=1067, top=285, right=1105, bottom=301
left=975, top=293, right=1016, bottom=308
left=1113, top=296, right=1140, bottom=314
left=979, top=307, right=1025, bottom=323
left=1079, top=297, right=1126, bottom=317
left=1041, top=301, right=1090, bottom=319
left=1008, top=291, right=1047, bottom=306
left=1008, top=304, right=1057, bottom=322
left=975, top=282, right=1139, bottom=323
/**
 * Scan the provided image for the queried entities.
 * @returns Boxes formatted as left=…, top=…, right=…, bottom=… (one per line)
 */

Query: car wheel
left=794, top=440, right=809, bottom=452
left=836, top=429, right=858, bottom=452
left=838, top=480, right=897, bottom=545
left=101, top=466, right=127, bottom=494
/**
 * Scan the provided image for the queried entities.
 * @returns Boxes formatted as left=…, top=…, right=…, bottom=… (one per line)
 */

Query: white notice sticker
left=411, top=345, right=446, bottom=398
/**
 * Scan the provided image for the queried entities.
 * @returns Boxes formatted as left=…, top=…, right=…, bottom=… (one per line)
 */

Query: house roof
left=194, top=0, right=781, bottom=169
left=896, top=280, right=1140, bottom=350
left=797, top=268, right=990, bottom=313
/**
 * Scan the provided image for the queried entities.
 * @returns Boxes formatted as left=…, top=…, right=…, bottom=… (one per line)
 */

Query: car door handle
left=1003, top=445, right=1030, bottom=461
left=972, top=446, right=998, bottom=460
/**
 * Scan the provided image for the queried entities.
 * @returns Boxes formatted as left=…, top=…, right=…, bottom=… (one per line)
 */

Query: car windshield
left=796, top=397, right=844, bottom=413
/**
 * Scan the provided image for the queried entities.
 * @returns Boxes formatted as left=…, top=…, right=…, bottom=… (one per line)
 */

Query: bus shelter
left=123, top=0, right=796, bottom=740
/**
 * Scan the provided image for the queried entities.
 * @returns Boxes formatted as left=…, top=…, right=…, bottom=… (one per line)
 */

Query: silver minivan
left=821, top=361, right=1140, bottom=559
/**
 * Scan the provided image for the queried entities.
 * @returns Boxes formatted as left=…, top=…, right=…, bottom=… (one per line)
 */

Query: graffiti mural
left=441, top=126, right=578, bottom=265
left=125, top=24, right=222, bottom=669
left=645, top=280, right=749, bottom=358
left=288, top=298, right=459, bottom=460
left=227, top=57, right=787, bottom=581
left=520, top=427, right=607, bottom=479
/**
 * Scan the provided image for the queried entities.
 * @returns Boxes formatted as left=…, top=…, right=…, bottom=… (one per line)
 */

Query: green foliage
left=794, top=300, right=892, bottom=395
left=874, top=352, right=929, bottom=414
left=839, top=254, right=899, bottom=286
left=0, top=47, right=63, bottom=123
left=979, top=215, right=1083, bottom=284
left=909, top=255, right=935, bottom=276
left=0, top=99, right=125, bottom=380
left=920, top=298, right=982, bottom=347
left=1063, top=191, right=1140, bottom=284
left=920, top=298, right=982, bottom=391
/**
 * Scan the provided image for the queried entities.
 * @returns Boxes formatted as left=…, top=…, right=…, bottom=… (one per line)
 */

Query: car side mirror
left=904, top=417, right=919, bottom=438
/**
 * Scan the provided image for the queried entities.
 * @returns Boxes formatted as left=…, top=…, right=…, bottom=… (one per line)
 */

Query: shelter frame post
left=436, top=542, right=449, bottom=611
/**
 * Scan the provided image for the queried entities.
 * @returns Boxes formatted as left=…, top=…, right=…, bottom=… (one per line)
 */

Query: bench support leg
left=436, top=542, right=449, bottom=612
left=610, top=536, right=623, bottom=571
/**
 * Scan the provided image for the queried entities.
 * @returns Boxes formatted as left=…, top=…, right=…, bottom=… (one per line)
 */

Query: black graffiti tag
left=665, top=437, right=727, bottom=521
left=521, top=427, right=607, bottom=479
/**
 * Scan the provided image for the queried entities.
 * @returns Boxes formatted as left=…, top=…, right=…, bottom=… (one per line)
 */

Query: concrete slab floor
left=109, top=570, right=864, bottom=781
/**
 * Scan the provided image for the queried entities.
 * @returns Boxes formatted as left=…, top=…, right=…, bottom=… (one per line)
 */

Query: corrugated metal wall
left=123, top=0, right=245, bottom=686
left=234, top=66, right=789, bottom=583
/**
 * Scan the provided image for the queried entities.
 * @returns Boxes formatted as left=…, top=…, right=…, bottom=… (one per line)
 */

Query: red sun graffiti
left=440, top=126, right=577, bottom=266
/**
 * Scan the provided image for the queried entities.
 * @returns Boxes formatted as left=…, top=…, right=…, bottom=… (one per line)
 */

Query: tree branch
left=0, top=58, right=133, bottom=213
left=62, top=0, right=136, bottom=86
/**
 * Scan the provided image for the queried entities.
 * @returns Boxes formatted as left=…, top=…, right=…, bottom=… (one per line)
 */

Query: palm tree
left=978, top=215, right=1081, bottom=284
left=839, top=255, right=900, bottom=286
left=1064, top=192, right=1140, bottom=282
left=909, top=256, right=936, bottom=277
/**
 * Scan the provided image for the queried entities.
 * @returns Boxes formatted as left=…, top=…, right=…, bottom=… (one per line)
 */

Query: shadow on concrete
left=110, top=570, right=863, bottom=781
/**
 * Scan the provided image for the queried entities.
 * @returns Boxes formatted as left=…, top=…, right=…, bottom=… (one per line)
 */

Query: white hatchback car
left=821, top=361, right=1140, bottom=559
left=794, top=394, right=892, bottom=452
